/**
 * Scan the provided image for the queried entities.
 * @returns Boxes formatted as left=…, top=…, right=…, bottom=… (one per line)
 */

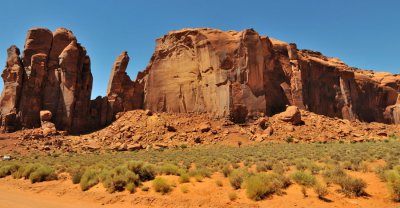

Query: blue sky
left=0, top=0, right=399, bottom=98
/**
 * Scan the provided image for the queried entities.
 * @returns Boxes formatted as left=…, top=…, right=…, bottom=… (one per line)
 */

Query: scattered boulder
left=127, top=143, right=142, bottom=151
left=40, top=110, right=52, bottom=122
left=198, top=122, right=211, bottom=133
left=41, top=121, right=57, bottom=136
left=257, top=117, right=269, bottom=130
left=277, top=106, right=302, bottom=125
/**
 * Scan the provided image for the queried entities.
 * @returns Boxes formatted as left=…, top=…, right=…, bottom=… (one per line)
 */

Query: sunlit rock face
left=140, top=28, right=400, bottom=124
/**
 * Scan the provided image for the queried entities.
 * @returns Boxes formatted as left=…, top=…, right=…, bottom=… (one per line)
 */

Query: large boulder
left=277, top=106, right=302, bottom=125
left=40, top=110, right=52, bottom=122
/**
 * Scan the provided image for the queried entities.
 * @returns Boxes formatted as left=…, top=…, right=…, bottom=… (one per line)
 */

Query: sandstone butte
left=0, top=27, right=399, bottom=134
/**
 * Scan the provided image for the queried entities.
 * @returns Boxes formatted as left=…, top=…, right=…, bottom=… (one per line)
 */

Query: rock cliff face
left=0, top=28, right=94, bottom=133
left=0, top=27, right=399, bottom=134
left=141, top=28, right=400, bottom=124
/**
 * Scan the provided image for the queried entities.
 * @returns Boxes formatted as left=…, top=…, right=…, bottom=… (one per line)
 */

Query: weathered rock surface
left=140, top=28, right=400, bottom=124
left=0, top=28, right=95, bottom=133
left=106, top=51, right=144, bottom=118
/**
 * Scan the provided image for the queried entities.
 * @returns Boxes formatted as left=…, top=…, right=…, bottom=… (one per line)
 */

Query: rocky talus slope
left=2, top=107, right=398, bottom=154
left=0, top=28, right=399, bottom=135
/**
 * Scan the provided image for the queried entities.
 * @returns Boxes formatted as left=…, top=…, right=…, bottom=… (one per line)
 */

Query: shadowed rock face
left=0, top=27, right=399, bottom=134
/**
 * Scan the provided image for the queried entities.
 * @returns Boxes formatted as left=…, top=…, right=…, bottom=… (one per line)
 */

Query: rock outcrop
left=0, top=27, right=399, bottom=134
left=140, top=28, right=400, bottom=124
left=0, top=28, right=94, bottom=133
left=106, top=51, right=144, bottom=118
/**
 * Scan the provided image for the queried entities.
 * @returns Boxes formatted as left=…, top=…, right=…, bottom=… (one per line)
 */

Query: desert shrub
left=308, top=163, right=321, bottom=174
left=222, top=165, right=232, bottom=177
left=195, top=174, right=204, bottom=182
left=80, top=169, right=100, bottom=191
left=291, top=171, right=316, bottom=187
left=159, top=163, right=180, bottom=175
left=102, top=166, right=140, bottom=193
left=272, top=163, right=286, bottom=175
left=255, top=161, right=273, bottom=172
left=228, top=192, right=237, bottom=201
left=231, top=163, right=240, bottom=169
left=189, top=167, right=212, bottom=178
left=29, top=165, right=57, bottom=183
left=126, top=182, right=136, bottom=193
left=215, top=179, right=223, bottom=187
left=12, top=164, right=40, bottom=179
left=337, top=176, right=366, bottom=197
left=294, top=158, right=309, bottom=171
left=285, top=136, right=294, bottom=143
left=322, top=166, right=347, bottom=184
left=152, top=177, right=172, bottom=194
left=141, top=186, right=150, bottom=192
left=229, top=169, right=247, bottom=189
left=375, top=166, right=388, bottom=181
left=136, top=164, right=157, bottom=181
left=71, top=171, right=83, bottom=184
left=0, top=164, right=19, bottom=178
left=126, top=161, right=157, bottom=181
left=179, top=172, right=190, bottom=183
left=180, top=185, right=189, bottom=193
left=385, top=168, right=400, bottom=201
left=245, top=172, right=290, bottom=201
left=313, top=182, right=328, bottom=199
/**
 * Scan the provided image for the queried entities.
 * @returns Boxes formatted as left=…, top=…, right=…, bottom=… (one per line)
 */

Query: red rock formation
left=0, top=45, right=24, bottom=132
left=106, top=51, right=144, bottom=117
left=142, top=28, right=400, bottom=124
left=0, top=27, right=399, bottom=134
left=0, top=28, right=95, bottom=133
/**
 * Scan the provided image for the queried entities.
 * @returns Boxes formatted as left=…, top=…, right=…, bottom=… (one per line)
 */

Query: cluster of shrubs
left=322, top=166, right=366, bottom=197
left=3, top=139, right=400, bottom=201
left=0, top=163, right=56, bottom=183
left=383, top=166, right=400, bottom=201
left=79, top=161, right=158, bottom=193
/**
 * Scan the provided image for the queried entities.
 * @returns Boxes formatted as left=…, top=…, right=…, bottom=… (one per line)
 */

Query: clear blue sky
left=0, top=0, right=399, bottom=98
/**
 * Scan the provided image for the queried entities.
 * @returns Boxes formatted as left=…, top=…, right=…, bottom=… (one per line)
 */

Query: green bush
left=126, top=161, right=157, bottom=181
left=141, top=186, right=150, bottom=192
left=313, top=182, right=328, bottom=199
left=179, top=172, right=190, bottom=183
left=80, top=169, right=100, bottom=191
left=291, top=171, right=316, bottom=187
left=0, top=164, right=19, bottom=178
left=29, top=165, right=57, bottom=183
left=337, top=176, right=366, bottom=197
left=222, top=165, right=232, bottom=177
left=152, top=177, right=172, bottom=194
left=229, top=169, right=247, bottom=189
left=322, top=166, right=347, bottom=184
left=245, top=172, right=290, bottom=201
left=12, top=164, right=40, bottom=179
left=228, top=192, right=237, bottom=201
left=272, top=163, right=286, bottom=175
left=255, top=161, right=273, bottom=172
left=71, top=172, right=82, bottom=184
left=385, top=169, right=400, bottom=201
left=126, top=182, right=136, bottom=193
left=103, top=166, right=140, bottom=193
left=180, top=185, right=189, bottom=193
left=159, top=163, right=180, bottom=175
